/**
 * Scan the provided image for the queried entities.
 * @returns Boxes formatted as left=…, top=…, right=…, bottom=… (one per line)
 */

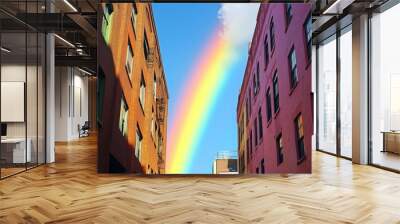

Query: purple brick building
left=237, top=3, right=313, bottom=173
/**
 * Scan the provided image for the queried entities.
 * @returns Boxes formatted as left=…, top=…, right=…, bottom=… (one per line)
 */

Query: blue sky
left=153, top=3, right=257, bottom=173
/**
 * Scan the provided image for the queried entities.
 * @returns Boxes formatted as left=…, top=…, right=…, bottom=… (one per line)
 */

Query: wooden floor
left=1, top=135, right=400, bottom=223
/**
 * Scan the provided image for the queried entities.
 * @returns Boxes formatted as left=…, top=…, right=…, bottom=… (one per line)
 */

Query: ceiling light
left=323, top=0, right=342, bottom=14
left=63, top=0, right=78, bottom=12
left=1, top=47, right=11, bottom=53
left=54, top=34, right=75, bottom=48
left=323, top=0, right=355, bottom=15
left=77, top=67, right=93, bottom=76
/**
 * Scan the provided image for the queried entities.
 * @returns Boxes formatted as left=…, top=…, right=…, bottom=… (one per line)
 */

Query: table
left=1, top=138, right=31, bottom=164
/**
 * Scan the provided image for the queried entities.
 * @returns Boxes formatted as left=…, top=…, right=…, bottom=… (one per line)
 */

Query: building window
left=246, top=138, right=250, bottom=163
left=131, top=3, right=138, bottom=33
left=272, top=71, right=279, bottom=112
left=119, top=96, right=129, bottom=137
left=240, top=116, right=244, bottom=144
left=289, top=47, right=298, bottom=88
left=254, top=119, right=258, bottom=146
left=295, top=114, right=306, bottom=161
left=270, top=19, right=275, bottom=51
left=151, top=107, right=155, bottom=138
left=258, top=108, right=263, bottom=140
left=135, top=126, right=143, bottom=161
left=153, top=73, right=157, bottom=100
left=240, top=151, right=245, bottom=173
left=304, top=15, right=312, bottom=62
left=260, top=159, right=265, bottom=174
left=139, top=73, right=146, bottom=110
left=101, top=3, right=113, bottom=43
left=286, top=3, right=293, bottom=26
left=317, top=37, right=337, bottom=155
left=266, top=88, right=272, bottom=122
left=125, top=40, right=134, bottom=80
left=248, top=89, right=252, bottom=113
left=103, top=3, right=113, bottom=21
left=256, top=62, right=260, bottom=90
left=253, top=63, right=260, bottom=95
left=249, top=131, right=253, bottom=157
left=144, top=32, right=150, bottom=60
left=264, top=34, right=269, bottom=68
left=276, top=134, right=283, bottom=165
left=246, top=98, right=250, bottom=125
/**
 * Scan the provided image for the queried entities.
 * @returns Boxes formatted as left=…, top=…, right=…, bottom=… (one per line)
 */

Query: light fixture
left=77, top=67, right=93, bottom=76
left=54, top=34, right=75, bottom=48
left=1, top=47, right=11, bottom=53
left=322, top=0, right=354, bottom=15
left=63, top=0, right=78, bottom=12
left=323, top=0, right=342, bottom=14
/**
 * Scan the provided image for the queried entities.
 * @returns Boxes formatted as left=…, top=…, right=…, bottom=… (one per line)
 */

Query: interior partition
left=370, top=3, right=400, bottom=171
left=0, top=29, right=46, bottom=179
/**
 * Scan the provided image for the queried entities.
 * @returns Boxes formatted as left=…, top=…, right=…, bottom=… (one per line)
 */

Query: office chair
left=79, top=121, right=90, bottom=138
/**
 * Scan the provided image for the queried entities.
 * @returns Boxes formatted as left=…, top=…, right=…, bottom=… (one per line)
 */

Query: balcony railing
left=156, top=97, right=165, bottom=123
left=145, top=47, right=155, bottom=68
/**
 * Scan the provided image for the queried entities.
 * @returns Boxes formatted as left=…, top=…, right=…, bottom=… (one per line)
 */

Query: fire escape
left=145, top=47, right=154, bottom=68
left=156, top=96, right=166, bottom=169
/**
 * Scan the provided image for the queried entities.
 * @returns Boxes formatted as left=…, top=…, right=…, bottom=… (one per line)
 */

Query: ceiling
left=0, top=0, right=97, bottom=72
left=311, top=0, right=390, bottom=41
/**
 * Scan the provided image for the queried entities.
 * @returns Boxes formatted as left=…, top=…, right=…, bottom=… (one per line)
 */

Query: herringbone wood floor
left=1, top=135, right=400, bottom=223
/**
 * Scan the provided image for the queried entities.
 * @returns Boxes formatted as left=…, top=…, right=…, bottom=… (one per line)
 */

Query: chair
left=79, top=121, right=90, bottom=138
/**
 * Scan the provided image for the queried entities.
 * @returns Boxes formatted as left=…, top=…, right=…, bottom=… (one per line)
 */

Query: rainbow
left=166, top=24, right=237, bottom=174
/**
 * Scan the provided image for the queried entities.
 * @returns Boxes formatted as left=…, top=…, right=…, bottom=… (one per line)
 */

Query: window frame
left=264, top=33, right=269, bottom=69
left=135, top=125, right=143, bottom=161
left=143, top=31, right=150, bottom=61
left=270, top=18, right=275, bottom=51
left=266, top=88, right=272, bottom=122
left=254, top=119, right=258, bottom=146
left=289, top=47, right=298, bottom=89
left=125, top=39, right=134, bottom=81
left=249, top=131, right=253, bottom=157
left=295, top=114, right=306, bottom=162
left=272, top=70, right=280, bottom=113
left=131, top=3, right=138, bottom=35
left=153, top=73, right=157, bottom=100
left=304, top=14, right=312, bottom=62
left=261, top=159, right=265, bottom=174
left=245, top=97, right=250, bottom=124
left=276, top=133, right=284, bottom=165
left=139, top=72, right=146, bottom=111
left=253, top=62, right=260, bottom=95
left=258, top=107, right=263, bottom=140
left=118, top=95, right=129, bottom=137
left=285, top=3, right=293, bottom=27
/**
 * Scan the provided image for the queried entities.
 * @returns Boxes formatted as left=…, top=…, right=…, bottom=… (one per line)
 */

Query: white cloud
left=217, top=3, right=260, bottom=48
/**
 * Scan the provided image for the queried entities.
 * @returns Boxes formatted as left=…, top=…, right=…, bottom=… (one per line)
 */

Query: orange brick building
left=97, top=3, right=168, bottom=174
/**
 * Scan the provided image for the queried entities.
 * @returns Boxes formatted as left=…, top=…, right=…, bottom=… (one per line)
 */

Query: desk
left=1, top=138, right=31, bottom=164
left=382, top=131, right=400, bottom=154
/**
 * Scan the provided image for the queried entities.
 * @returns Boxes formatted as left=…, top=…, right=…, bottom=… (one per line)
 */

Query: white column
left=352, top=14, right=369, bottom=164
left=46, top=32, right=55, bottom=163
